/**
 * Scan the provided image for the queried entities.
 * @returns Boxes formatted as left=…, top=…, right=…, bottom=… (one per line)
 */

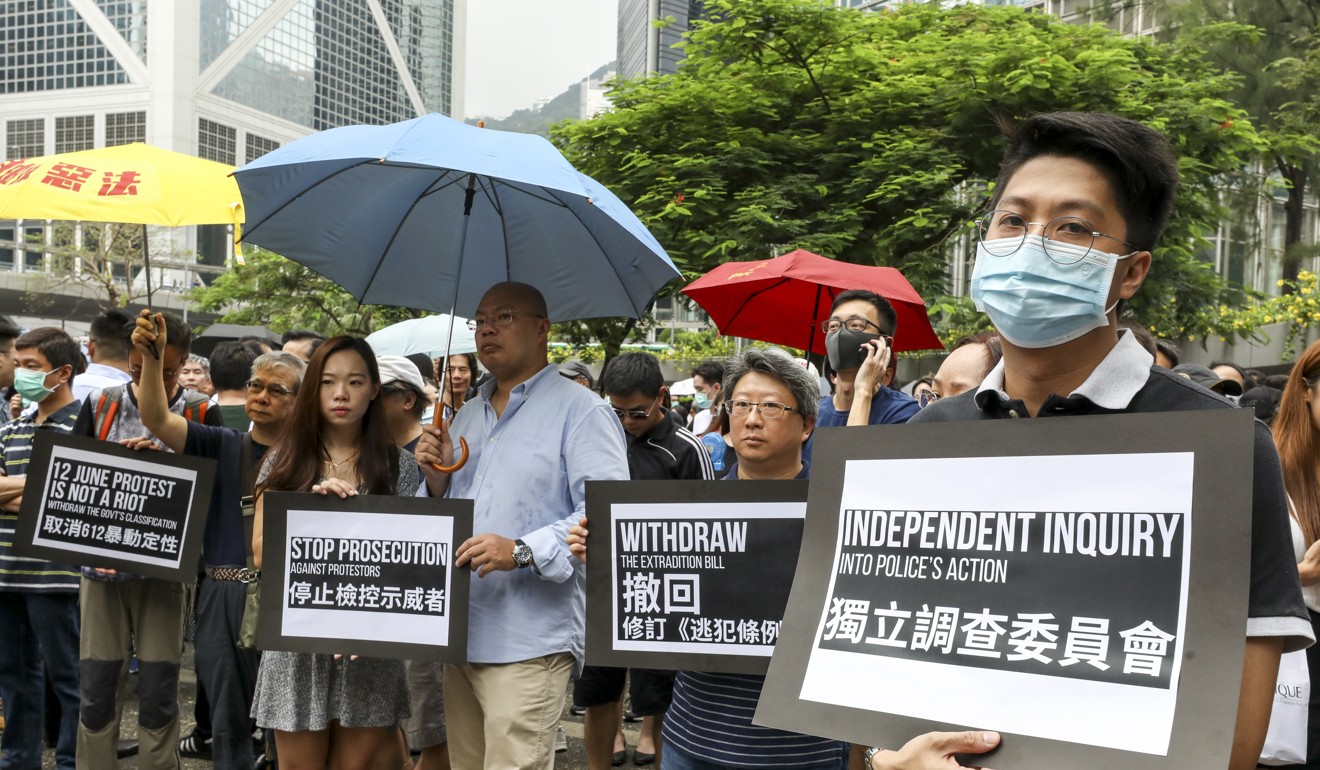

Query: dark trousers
left=0, top=591, right=80, bottom=770
left=193, top=577, right=259, bottom=770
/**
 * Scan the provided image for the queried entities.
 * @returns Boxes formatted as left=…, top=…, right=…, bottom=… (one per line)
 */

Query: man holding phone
left=817, top=290, right=918, bottom=429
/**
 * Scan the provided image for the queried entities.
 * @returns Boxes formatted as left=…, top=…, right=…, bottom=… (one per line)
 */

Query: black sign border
left=14, top=431, right=215, bottom=582
left=586, top=479, right=808, bottom=675
left=257, top=491, right=473, bottom=662
left=756, top=409, right=1257, bottom=769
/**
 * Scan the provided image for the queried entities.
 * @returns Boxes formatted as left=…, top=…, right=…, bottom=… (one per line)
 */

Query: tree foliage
left=553, top=0, right=1266, bottom=340
left=23, top=222, right=149, bottom=309
left=1147, top=0, right=1320, bottom=286
left=191, top=249, right=419, bottom=336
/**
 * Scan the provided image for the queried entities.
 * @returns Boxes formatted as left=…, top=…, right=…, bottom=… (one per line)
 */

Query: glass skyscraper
left=0, top=0, right=465, bottom=308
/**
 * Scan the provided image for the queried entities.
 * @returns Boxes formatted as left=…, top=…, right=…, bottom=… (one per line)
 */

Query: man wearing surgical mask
left=867, top=112, right=1312, bottom=770
left=0, top=328, right=85, bottom=770
left=819, top=290, right=919, bottom=429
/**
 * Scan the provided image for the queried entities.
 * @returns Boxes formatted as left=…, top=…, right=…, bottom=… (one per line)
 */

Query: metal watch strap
left=863, top=746, right=882, bottom=770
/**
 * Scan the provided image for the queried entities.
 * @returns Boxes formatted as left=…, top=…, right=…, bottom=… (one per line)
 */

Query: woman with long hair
left=1271, top=338, right=1320, bottom=766
left=251, top=336, right=416, bottom=769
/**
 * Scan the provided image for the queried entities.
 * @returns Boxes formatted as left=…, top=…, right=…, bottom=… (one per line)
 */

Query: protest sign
left=757, top=409, right=1257, bottom=769
left=14, top=432, right=214, bottom=581
left=586, top=480, right=807, bottom=674
left=257, top=492, right=472, bottom=661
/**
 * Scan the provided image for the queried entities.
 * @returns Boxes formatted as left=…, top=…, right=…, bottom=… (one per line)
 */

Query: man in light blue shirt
left=70, top=309, right=133, bottom=404
left=418, top=281, right=628, bottom=770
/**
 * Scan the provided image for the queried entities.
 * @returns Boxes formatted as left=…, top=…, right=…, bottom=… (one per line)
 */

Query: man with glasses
left=576, top=352, right=713, bottom=770
left=818, top=290, right=918, bottom=430
left=662, top=347, right=851, bottom=770
left=131, top=314, right=305, bottom=770
left=868, top=112, right=1312, bottom=770
left=418, top=281, right=629, bottom=770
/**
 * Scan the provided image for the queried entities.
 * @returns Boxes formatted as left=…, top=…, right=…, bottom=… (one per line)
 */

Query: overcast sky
left=464, top=0, right=619, bottom=119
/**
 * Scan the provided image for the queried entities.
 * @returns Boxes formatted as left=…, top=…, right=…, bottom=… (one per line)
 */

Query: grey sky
left=464, top=0, right=620, bottom=119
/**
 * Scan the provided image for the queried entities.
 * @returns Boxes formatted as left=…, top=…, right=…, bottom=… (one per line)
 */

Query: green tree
left=191, top=249, right=419, bottom=335
left=1142, top=0, right=1320, bottom=288
left=553, top=0, right=1265, bottom=340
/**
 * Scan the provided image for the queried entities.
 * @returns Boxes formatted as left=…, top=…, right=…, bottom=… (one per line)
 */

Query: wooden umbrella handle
left=432, top=436, right=468, bottom=474
left=429, top=403, right=469, bottom=473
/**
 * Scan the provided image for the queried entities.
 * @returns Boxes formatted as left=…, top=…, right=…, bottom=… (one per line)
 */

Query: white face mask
left=971, top=236, right=1133, bottom=349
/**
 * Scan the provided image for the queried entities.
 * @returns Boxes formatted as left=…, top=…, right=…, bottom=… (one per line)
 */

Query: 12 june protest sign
left=757, top=409, right=1256, bottom=769
left=257, top=492, right=472, bottom=661
left=14, top=432, right=214, bottom=581
left=586, top=480, right=807, bottom=675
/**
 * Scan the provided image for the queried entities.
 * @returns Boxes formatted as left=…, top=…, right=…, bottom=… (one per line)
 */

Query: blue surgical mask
left=14, top=367, right=57, bottom=403
left=693, top=392, right=712, bottom=410
left=970, top=236, right=1132, bottom=349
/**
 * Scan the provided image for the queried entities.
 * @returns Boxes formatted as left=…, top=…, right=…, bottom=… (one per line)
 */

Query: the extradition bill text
left=843, top=509, right=1183, bottom=558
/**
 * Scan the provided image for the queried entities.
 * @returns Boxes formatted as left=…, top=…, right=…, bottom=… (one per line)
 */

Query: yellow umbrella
left=0, top=143, right=246, bottom=301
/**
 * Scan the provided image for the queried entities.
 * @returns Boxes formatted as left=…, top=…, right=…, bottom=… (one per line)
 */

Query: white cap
left=376, top=355, right=425, bottom=392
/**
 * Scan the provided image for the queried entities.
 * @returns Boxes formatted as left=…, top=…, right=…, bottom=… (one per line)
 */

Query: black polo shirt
left=913, top=333, right=1312, bottom=650
left=627, top=416, right=715, bottom=482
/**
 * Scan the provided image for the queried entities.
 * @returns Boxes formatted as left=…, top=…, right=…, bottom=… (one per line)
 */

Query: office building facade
left=1, top=0, right=466, bottom=326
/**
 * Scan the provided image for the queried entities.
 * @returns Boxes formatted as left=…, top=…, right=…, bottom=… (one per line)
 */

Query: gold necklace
left=322, top=448, right=360, bottom=476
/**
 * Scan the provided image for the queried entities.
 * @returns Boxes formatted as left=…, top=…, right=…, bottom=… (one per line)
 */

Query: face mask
left=970, top=236, right=1132, bottom=349
left=826, top=327, right=880, bottom=372
left=693, top=392, right=712, bottom=410
left=14, top=368, right=57, bottom=403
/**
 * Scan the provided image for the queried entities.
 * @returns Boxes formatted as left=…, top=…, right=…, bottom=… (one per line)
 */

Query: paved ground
left=35, top=643, right=637, bottom=769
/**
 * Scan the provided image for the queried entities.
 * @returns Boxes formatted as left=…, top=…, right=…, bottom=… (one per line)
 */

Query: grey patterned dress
left=252, top=450, right=420, bottom=731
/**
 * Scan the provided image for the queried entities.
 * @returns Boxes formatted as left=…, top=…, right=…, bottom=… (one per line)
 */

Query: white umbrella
left=669, top=377, right=697, bottom=396
left=365, top=315, right=477, bottom=359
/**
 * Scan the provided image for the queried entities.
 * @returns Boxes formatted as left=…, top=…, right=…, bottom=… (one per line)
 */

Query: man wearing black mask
left=819, top=290, right=918, bottom=428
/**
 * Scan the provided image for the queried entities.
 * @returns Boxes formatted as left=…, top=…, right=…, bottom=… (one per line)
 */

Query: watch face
left=514, top=544, right=532, bottom=566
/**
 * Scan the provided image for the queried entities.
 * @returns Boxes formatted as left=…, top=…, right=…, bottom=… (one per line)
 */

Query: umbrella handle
left=432, top=435, right=469, bottom=474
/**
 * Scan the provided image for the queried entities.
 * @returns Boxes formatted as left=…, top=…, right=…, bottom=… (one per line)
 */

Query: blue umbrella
left=233, top=112, right=680, bottom=322
left=234, top=113, right=680, bottom=471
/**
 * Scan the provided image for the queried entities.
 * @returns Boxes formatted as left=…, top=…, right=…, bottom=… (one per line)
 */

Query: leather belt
left=205, top=566, right=259, bottom=583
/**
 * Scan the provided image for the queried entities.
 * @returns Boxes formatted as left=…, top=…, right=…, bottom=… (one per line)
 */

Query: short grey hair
left=187, top=353, right=210, bottom=375
left=250, top=351, right=307, bottom=391
left=723, top=347, right=820, bottom=423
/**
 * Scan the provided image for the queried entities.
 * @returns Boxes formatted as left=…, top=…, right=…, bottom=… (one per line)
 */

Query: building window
left=105, top=111, right=146, bottom=146
left=0, top=2, right=131, bottom=94
left=0, top=226, right=15, bottom=272
left=198, top=118, right=237, bottom=165
left=55, top=114, right=95, bottom=153
left=6, top=119, right=45, bottom=159
left=245, top=133, right=280, bottom=164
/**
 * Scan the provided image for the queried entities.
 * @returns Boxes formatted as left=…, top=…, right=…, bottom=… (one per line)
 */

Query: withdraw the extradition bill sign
left=257, top=492, right=472, bottom=662
left=585, top=480, right=807, bottom=675
left=757, top=409, right=1258, bottom=770
left=14, top=432, right=214, bottom=582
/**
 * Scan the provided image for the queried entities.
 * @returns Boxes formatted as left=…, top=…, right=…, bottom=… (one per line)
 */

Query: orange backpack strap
left=93, top=387, right=123, bottom=442
left=182, top=392, right=211, bottom=424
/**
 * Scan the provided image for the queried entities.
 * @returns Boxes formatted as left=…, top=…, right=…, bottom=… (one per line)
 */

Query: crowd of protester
left=0, top=110, right=1317, bottom=770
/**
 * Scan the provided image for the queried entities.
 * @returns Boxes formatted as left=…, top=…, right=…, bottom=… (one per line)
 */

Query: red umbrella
left=681, top=249, right=943, bottom=354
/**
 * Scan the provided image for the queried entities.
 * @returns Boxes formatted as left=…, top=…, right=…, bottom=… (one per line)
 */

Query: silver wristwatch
left=863, top=746, right=882, bottom=770
left=512, top=539, right=533, bottom=568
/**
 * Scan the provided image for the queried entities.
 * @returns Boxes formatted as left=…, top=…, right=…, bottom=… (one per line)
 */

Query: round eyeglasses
left=977, top=209, right=1136, bottom=265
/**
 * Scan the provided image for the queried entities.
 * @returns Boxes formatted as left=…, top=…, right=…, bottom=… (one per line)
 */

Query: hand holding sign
left=871, top=731, right=1001, bottom=770
left=568, top=516, right=589, bottom=563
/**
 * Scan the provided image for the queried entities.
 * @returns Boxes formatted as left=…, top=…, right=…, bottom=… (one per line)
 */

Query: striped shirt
left=663, top=462, right=849, bottom=769
left=0, top=400, right=83, bottom=592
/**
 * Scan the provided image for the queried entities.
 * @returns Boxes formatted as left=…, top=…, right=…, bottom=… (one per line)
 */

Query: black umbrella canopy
left=192, top=323, right=282, bottom=358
